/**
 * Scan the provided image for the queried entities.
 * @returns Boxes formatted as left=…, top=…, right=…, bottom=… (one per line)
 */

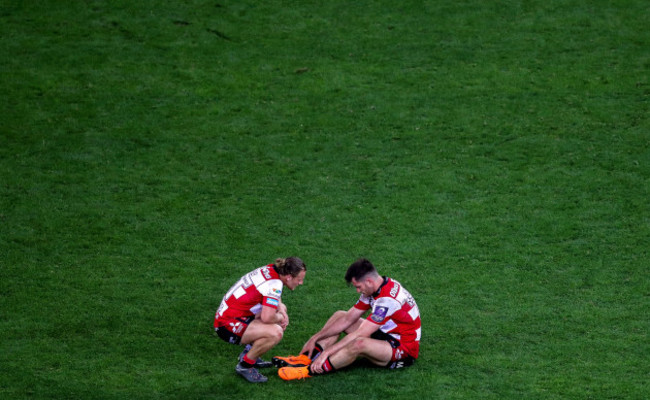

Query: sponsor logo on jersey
left=262, top=267, right=272, bottom=280
left=390, top=283, right=399, bottom=297
left=371, top=306, right=388, bottom=323
left=272, top=288, right=282, bottom=296
left=264, top=297, right=279, bottom=307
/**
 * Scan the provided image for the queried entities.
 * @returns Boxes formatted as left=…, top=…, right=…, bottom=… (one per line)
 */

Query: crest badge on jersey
left=371, top=306, right=388, bottom=323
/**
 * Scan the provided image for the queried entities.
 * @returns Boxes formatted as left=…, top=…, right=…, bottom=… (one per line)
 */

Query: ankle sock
left=308, top=356, right=336, bottom=375
left=240, top=354, right=256, bottom=368
left=303, top=342, right=324, bottom=360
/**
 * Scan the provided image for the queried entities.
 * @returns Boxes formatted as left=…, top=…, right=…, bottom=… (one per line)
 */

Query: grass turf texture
left=1, top=0, right=648, bottom=398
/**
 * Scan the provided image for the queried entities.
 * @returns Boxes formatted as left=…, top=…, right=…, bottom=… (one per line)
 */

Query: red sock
left=302, top=342, right=324, bottom=359
left=241, top=354, right=256, bottom=368
left=322, top=357, right=336, bottom=372
left=309, top=357, right=336, bottom=375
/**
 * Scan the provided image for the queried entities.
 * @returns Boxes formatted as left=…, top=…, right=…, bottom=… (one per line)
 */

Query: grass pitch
left=1, top=1, right=648, bottom=399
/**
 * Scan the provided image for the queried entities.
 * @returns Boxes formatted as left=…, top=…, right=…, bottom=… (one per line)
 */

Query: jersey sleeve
left=368, top=297, right=400, bottom=324
left=354, top=294, right=372, bottom=311
left=257, top=278, right=283, bottom=309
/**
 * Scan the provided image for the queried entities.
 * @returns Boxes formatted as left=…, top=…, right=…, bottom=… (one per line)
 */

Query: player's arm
left=309, top=319, right=379, bottom=373
left=257, top=278, right=287, bottom=327
left=259, top=300, right=287, bottom=326
left=310, top=306, right=364, bottom=341
left=301, top=306, right=365, bottom=355
left=320, top=319, right=378, bottom=358
left=278, top=300, right=289, bottom=329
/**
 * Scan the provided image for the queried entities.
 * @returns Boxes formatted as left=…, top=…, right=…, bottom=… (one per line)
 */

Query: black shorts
left=215, top=316, right=255, bottom=345
left=370, top=330, right=417, bottom=369
left=371, top=329, right=401, bottom=348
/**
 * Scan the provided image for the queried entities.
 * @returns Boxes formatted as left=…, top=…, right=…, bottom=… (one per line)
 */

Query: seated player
left=214, top=257, right=306, bottom=383
left=274, top=258, right=421, bottom=380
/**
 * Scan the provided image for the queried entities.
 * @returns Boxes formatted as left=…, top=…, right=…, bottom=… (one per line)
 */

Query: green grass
left=1, top=0, right=649, bottom=399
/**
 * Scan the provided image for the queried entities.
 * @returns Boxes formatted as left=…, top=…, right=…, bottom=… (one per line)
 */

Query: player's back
left=216, top=265, right=281, bottom=320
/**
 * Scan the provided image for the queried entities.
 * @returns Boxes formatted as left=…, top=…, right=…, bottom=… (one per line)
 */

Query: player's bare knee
left=349, top=337, right=368, bottom=355
left=270, top=324, right=284, bottom=344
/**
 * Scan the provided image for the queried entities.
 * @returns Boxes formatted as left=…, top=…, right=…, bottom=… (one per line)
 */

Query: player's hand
left=278, top=312, right=289, bottom=330
left=300, top=337, right=317, bottom=357
left=309, top=351, right=328, bottom=374
left=277, top=303, right=289, bottom=330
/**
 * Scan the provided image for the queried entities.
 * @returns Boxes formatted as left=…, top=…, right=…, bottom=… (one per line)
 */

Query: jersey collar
left=372, top=276, right=389, bottom=297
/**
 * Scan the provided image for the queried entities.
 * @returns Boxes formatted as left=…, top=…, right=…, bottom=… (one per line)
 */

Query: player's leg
left=302, top=312, right=364, bottom=360
left=241, top=319, right=284, bottom=361
left=232, top=321, right=282, bottom=383
left=278, top=337, right=392, bottom=381
left=215, top=317, right=277, bottom=383
left=273, top=311, right=362, bottom=369
left=329, top=337, right=393, bottom=369
left=312, top=311, right=364, bottom=350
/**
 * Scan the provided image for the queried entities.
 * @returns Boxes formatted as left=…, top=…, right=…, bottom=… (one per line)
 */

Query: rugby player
left=274, top=258, right=421, bottom=380
left=214, top=257, right=306, bottom=383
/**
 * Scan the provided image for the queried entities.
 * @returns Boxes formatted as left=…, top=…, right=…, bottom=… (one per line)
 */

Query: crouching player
left=274, top=258, right=421, bottom=380
left=214, top=257, right=306, bottom=383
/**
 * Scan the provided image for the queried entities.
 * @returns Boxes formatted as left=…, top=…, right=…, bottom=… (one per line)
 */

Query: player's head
left=275, top=257, right=307, bottom=290
left=274, top=257, right=306, bottom=277
left=345, top=258, right=379, bottom=283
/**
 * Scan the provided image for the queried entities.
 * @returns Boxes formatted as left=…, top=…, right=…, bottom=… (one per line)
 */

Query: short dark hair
left=345, top=258, right=377, bottom=283
left=274, top=257, right=306, bottom=277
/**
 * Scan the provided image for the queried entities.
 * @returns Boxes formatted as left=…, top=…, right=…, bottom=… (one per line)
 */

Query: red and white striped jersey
left=354, top=277, right=421, bottom=351
left=215, top=264, right=283, bottom=327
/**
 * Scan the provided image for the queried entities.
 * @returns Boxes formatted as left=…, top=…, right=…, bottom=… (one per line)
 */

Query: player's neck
left=370, top=275, right=385, bottom=294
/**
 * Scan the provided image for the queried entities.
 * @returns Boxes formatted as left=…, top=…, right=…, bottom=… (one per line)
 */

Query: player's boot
left=272, top=354, right=312, bottom=368
left=238, top=345, right=273, bottom=368
left=278, top=366, right=311, bottom=381
left=235, top=363, right=268, bottom=383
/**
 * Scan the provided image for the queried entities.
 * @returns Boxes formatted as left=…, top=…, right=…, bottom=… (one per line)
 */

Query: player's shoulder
left=378, top=277, right=402, bottom=299
left=249, top=264, right=281, bottom=287
left=256, top=264, right=279, bottom=279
